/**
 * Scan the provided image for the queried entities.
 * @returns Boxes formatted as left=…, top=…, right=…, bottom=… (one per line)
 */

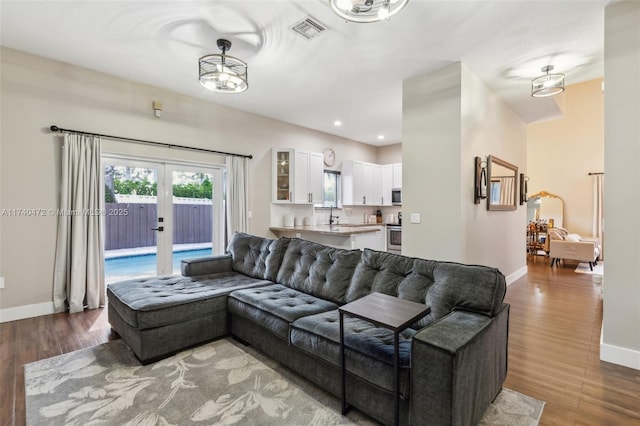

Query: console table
left=338, top=292, right=430, bottom=426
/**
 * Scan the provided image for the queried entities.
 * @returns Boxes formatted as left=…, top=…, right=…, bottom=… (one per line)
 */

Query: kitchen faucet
left=329, top=206, right=339, bottom=225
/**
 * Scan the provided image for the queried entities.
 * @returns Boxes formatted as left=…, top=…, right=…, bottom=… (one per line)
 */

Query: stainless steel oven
left=387, top=225, right=402, bottom=254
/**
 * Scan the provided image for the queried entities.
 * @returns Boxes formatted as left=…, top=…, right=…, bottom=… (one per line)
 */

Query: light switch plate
left=410, top=213, right=421, bottom=224
left=0, top=277, right=5, bottom=289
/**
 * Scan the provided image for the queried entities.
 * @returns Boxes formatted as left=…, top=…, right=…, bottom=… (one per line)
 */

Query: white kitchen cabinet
left=272, top=148, right=323, bottom=204
left=307, top=151, right=324, bottom=204
left=342, top=160, right=381, bottom=206
left=293, top=150, right=310, bottom=203
left=371, top=164, right=383, bottom=205
left=351, top=228, right=385, bottom=251
left=273, top=149, right=293, bottom=203
left=381, top=164, right=393, bottom=206
left=352, top=161, right=367, bottom=205
left=392, top=163, right=402, bottom=189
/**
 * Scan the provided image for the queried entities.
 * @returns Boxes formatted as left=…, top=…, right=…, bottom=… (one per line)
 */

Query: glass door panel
left=168, top=167, right=221, bottom=274
left=104, top=158, right=224, bottom=282
left=103, top=160, right=165, bottom=284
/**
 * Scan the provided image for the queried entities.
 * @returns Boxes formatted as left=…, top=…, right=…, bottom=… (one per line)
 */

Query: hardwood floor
left=505, top=257, right=640, bottom=425
left=1, top=258, right=639, bottom=425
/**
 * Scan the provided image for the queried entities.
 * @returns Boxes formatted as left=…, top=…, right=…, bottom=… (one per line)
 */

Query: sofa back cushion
left=347, top=249, right=506, bottom=328
left=276, top=238, right=362, bottom=304
left=419, top=259, right=506, bottom=326
left=346, top=249, right=419, bottom=303
left=227, top=232, right=288, bottom=282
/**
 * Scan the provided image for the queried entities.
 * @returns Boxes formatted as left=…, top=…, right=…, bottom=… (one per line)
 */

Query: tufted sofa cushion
left=227, top=232, right=289, bottom=281
left=107, top=272, right=272, bottom=330
left=276, top=238, right=362, bottom=304
left=419, top=258, right=506, bottom=326
left=290, top=310, right=415, bottom=397
left=228, top=284, right=339, bottom=340
left=346, top=249, right=506, bottom=329
left=346, top=249, right=424, bottom=303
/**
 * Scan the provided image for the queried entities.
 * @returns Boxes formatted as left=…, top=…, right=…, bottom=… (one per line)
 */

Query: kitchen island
left=269, top=224, right=385, bottom=251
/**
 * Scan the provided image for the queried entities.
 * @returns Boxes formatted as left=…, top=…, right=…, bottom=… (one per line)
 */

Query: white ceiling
left=0, top=1, right=611, bottom=146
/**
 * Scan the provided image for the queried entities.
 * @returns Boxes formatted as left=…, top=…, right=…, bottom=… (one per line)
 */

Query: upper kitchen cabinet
left=342, top=160, right=383, bottom=206
left=381, top=164, right=393, bottom=206
left=272, top=149, right=323, bottom=204
left=305, top=151, right=324, bottom=204
left=392, top=163, right=402, bottom=189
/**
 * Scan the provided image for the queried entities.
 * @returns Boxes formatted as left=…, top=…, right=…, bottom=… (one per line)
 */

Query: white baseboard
left=600, top=338, right=640, bottom=371
left=505, top=265, right=528, bottom=286
left=0, top=301, right=55, bottom=323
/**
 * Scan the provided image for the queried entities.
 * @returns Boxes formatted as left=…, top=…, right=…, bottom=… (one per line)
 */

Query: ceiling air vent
left=290, top=16, right=326, bottom=40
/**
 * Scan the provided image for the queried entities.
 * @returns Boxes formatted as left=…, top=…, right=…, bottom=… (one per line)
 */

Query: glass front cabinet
left=273, top=149, right=292, bottom=203
left=272, top=148, right=323, bottom=204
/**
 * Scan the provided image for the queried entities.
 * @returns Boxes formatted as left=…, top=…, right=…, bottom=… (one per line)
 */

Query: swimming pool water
left=105, top=248, right=212, bottom=278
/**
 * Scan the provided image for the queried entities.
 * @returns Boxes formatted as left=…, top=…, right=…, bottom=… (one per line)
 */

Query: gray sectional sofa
left=107, top=232, right=509, bottom=425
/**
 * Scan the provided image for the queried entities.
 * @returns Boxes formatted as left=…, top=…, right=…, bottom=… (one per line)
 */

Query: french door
left=103, top=157, right=224, bottom=283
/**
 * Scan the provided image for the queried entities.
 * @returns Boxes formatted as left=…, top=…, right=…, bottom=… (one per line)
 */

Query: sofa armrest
left=549, top=240, right=598, bottom=261
left=181, top=254, right=233, bottom=276
left=410, top=304, right=509, bottom=425
left=580, top=237, right=601, bottom=249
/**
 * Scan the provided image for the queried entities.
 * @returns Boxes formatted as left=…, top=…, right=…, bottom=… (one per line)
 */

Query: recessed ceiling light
left=377, top=135, right=385, bottom=140
left=334, top=120, right=342, bottom=127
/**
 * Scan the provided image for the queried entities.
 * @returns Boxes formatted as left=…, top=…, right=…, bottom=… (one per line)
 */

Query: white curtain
left=225, top=156, right=249, bottom=240
left=500, top=177, right=515, bottom=205
left=592, top=174, right=604, bottom=259
left=53, top=133, right=105, bottom=313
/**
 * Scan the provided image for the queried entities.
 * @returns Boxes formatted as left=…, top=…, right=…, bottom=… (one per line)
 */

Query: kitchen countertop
left=270, top=224, right=384, bottom=236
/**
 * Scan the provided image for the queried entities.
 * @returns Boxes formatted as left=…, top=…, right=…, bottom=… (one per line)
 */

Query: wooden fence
left=105, top=203, right=212, bottom=250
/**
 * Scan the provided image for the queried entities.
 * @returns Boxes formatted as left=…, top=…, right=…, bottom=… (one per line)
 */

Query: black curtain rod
left=49, top=125, right=253, bottom=159
left=588, top=172, right=604, bottom=175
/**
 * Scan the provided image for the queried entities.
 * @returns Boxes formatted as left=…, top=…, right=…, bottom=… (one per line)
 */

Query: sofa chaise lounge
left=107, top=232, right=509, bottom=425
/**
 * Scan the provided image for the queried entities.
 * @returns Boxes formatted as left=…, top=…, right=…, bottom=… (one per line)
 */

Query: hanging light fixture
left=329, top=0, right=409, bottom=23
left=531, top=65, right=565, bottom=98
left=199, top=39, right=248, bottom=93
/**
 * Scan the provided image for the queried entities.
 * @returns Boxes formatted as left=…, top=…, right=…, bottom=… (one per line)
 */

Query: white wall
left=461, top=64, right=527, bottom=281
left=403, top=63, right=464, bottom=261
left=0, top=47, right=377, bottom=316
left=377, top=143, right=402, bottom=164
left=601, top=0, right=640, bottom=370
left=403, top=63, right=527, bottom=281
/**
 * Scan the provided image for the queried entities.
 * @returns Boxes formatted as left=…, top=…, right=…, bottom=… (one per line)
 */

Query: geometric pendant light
left=199, top=39, right=248, bottom=93
left=329, top=0, right=410, bottom=23
left=531, top=65, right=565, bottom=98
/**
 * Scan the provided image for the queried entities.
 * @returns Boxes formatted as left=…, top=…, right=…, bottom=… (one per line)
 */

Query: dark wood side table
left=338, top=292, right=430, bottom=426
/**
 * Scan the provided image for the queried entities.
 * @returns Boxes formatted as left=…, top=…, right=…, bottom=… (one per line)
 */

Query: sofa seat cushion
left=107, top=272, right=271, bottom=330
left=290, top=310, right=415, bottom=397
left=228, top=284, right=339, bottom=341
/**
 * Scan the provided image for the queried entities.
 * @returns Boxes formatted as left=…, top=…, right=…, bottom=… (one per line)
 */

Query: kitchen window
left=318, top=170, right=341, bottom=208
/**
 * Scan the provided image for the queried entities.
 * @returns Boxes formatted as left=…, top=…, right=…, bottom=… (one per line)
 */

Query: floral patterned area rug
left=25, top=338, right=544, bottom=425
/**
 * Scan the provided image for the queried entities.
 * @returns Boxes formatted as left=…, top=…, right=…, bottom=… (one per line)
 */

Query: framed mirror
left=487, top=155, right=518, bottom=211
left=527, top=191, right=564, bottom=228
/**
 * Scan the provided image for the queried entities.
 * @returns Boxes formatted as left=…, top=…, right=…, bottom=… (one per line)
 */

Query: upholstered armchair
left=548, top=228, right=601, bottom=270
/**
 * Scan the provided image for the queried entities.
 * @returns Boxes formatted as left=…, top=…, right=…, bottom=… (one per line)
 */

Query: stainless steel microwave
left=391, top=188, right=402, bottom=205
